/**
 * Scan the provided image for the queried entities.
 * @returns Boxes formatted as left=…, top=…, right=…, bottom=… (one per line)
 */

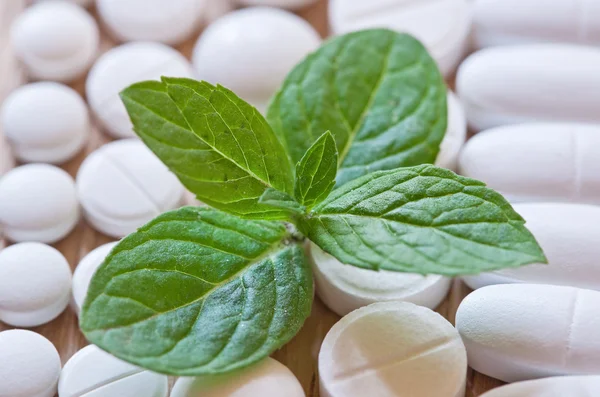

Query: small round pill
left=0, top=329, right=61, bottom=397
left=0, top=164, right=79, bottom=243
left=11, top=1, right=99, bottom=82
left=0, top=243, right=72, bottom=327
left=1, top=82, right=89, bottom=164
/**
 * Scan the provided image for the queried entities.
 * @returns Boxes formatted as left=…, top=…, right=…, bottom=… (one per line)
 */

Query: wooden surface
left=0, top=1, right=505, bottom=395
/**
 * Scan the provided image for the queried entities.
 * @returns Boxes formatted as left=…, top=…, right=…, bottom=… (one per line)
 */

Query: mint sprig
left=80, top=29, right=546, bottom=376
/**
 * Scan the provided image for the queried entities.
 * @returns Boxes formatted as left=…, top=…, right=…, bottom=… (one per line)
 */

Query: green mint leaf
left=120, top=78, right=294, bottom=219
left=80, top=207, right=313, bottom=375
left=259, top=188, right=305, bottom=215
left=300, top=165, right=546, bottom=276
left=294, top=131, right=338, bottom=209
left=267, top=29, right=447, bottom=186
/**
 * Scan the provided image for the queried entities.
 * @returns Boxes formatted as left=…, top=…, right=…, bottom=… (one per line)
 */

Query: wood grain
left=0, top=1, right=505, bottom=395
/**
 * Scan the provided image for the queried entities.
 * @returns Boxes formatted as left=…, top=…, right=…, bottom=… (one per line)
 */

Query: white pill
left=0, top=133, right=14, bottom=177
left=59, top=344, right=169, bottom=397
left=311, top=244, right=451, bottom=316
left=171, top=357, right=304, bottom=397
left=1, top=82, right=89, bottom=164
left=0, top=329, right=61, bottom=397
left=328, top=0, right=472, bottom=77
left=456, top=45, right=600, bottom=131
left=480, top=375, right=600, bottom=397
left=464, top=203, right=600, bottom=291
left=77, top=139, right=184, bottom=238
left=86, top=42, right=194, bottom=139
left=473, top=0, right=600, bottom=49
left=458, top=123, right=600, bottom=204
left=0, top=243, right=72, bottom=327
left=320, top=301, right=467, bottom=397
left=72, top=241, right=118, bottom=315
left=97, top=0, right=206, bottom=45
left=456, top=284, right=600, bottom=383
left=11, top=1, right=99, bottom=82
left=236, top=0, right=318, bottom=9
left=0, top=164, right=79, bottom=243
left=192, top=7, right=321, bottom=112
left=436, top=91, right=466, bottom=171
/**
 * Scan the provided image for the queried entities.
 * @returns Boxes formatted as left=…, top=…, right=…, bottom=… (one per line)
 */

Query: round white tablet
left=171, top=357, right=304, bottom=397
left=319, top=301, right=467, bottom=397
left=77, top=139, right=184, bottom=238
left=236, top=0, right=318, bottom=9
left=72, top=241, right=118, bottom=315
left=311, top=244, right=451, bottom=316
left=435, top=91, right=466, bottom=170
left=480, top=376, right=600, bottom=397
left=0, top=330, right=61, bottom=397
left=1, top=82, right=89, bottom=164
left=11, top=1, right=99, bottom=82
left=58, top=344, right=169, bottom=397
left=0, top=243, right=72, bottom=327
left=328, top=0, right=472, bottom=77
left=0, top=133, right=14, bottom=177
left=97, top=0, right=206, bottom=45
left=0, top=164, right=79, bottom=243
left=192, top=7, right=321, bottom=112
left=86, top=42, right=194, bottom=139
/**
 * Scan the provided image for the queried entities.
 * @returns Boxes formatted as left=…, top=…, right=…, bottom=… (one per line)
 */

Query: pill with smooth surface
left=319, top=301, right=467, bottom=397
left=72, top=241, right=118, bottom=315
left=473, top=0, right=600, bottom=49
left=0, top=330, right=61, bottom=397
left=58, top=344, right=169, bottom=397
left=1, top=82, right=89, bottom=163
left=0, top=164, right=79, bottom=243
left=456, top=45, right=600, bottom=131
left=97, top=0, right=206, bottom=44
left=456, top=284, right=600, bottom=383
left=0, top=243, right=71, bottom=327
left=86, top=42, right=194, bottom=139
left=458, top=123, right=600, bottom=204
left=171, top=357, right=305, bottom=397
left=463, top=203, right=600, bottom=291
left=311, top=244, right=451, bottom=316
left=11, top=1, right=99, bottom=82
left=193, top=7, right=321, bottom=112
left=480, top=375, right=600, bottom=397
left=436, top=91, right=466, bottom=170
left=328, top=0, right=471, bottom=77
left=236, top=0, right=318, bottom=9
left=77, top=139, right=184, bottom=238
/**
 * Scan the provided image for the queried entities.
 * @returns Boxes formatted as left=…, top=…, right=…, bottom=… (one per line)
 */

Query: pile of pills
left=1, top=0, right=599, bottom=395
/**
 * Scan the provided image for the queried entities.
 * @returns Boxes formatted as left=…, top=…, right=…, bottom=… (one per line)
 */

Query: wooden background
left=0, top=0, right=505, bottom=395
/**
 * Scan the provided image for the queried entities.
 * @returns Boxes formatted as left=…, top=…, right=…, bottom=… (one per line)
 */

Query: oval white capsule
left=456, top=284, right=600, bottom=383
left=458, top=123, right=600, bottom=204
left=463, top=203, right=600, bottom=291
left=456, top=45, right=600, bottom=131
left=473, top=0, right=600, bottom=49
left=480, top=375, right=600, bottom=397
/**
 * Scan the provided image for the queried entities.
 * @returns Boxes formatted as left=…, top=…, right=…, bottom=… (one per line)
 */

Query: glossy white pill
left=1, top=82, right=89, bottom=163
left=0, top=243, right=72, bottom=327
left=0, top=164, right=79, bottom=243
left=0, top=133, right=14, bottom=177
left=171, top=357, right=304, bottom=397
left=311, top=244, right=451, bottom=316
left=97, top=0, right=206, bottom=45
left=77, top=139, right=184, bottom=238
left=0, top=330, right=61, bottom=397
left=481, top=375, right=600, bottom=397
left=72, top=241, right=118, bottom=315
left=11, top=1, right=99, bottom=82
left=320, top=301, right=467, bottom=397
left=457, top=45, right=600, bottom=131
left=328, top=0, right=471, bottom=77
left=436, top=91, right=466, bottom=170
left=193, top=7, right=321, bottom=112
left=86, top=42, right=194, bottom=139
left=456, top=284, right=600, bottom=383
left=236, top=0, right=318, bottom=9
left=59, top=344, right=169, bottom=397
left=464, top=203, right=600, bottom=291
left=473, top=0, right=600, bottom=49
left=458, top=123, right=600, bottom=204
